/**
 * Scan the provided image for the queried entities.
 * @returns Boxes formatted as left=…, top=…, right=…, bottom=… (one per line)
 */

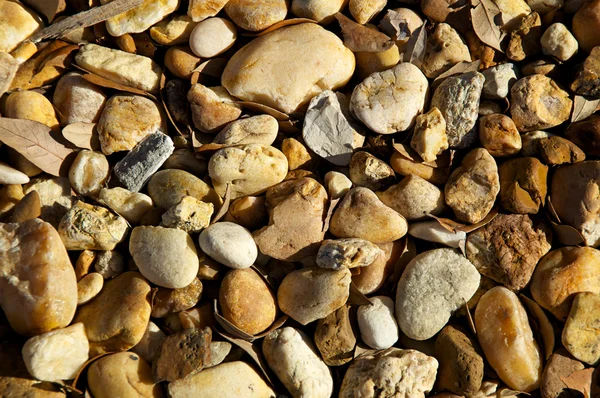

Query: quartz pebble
left=349, top=0, right=386, bottom=24
left=478, top=114, right=522, bottom=157
left=506, top=12, right=542, bottom=61
left=150, top=15, right=196, bottom=46
left=215, top=114, right=279, bottom=146
left=225, top=0, right=288, bottom=31
left=324, top=171, right=352, bottom=198
left=102, top=0, right=178, bottom=36
left=200, top=222, right=257, bottom=269
left=23, top=176, right=74, bottom=227
left=5, top=90, right=59, bottom=131
left=164, top=46, right=201, bottom=79
left=148, top=169, right=222, bottom=210
left=408, top=220, right=467, bottom=248
left=349, top=151, right=395, bottom=191
left=282, top=137, right=312, bottom=170
left=0, top=1, right=41, bottom=53
left=53, top=72, right=106, bottom=124
left=377, top=174, right=445, bottom=221
left=99, top=187, right=153, bottom=224
left=541, top=23, right=578, bottom=61
left=10, top=190, right=40, bottom=223
left=317, top=238, right=383, bottom=270
left=353, top=241, right=402, bottom=295
left=481, top=63, right=518, bottom=100
left=422, top=23, right=471, bottom=79
left=161, top=196, right=213, bottom=233
left=189, top=17, right=237, bottom=58
left=561, top=292, right=600, bottom=365
left=0, top=162, right=29, bottom=185
left=358, top=296, right=399, bottom=350
left=68, top=150, right=109, bottom=197
left=410, top=107, right=448, bottom=162
left=314, top=305, right=356, bottom=366
left=77, top=272, right=104, bottom=305
left=538, top=136, right=585, bottom=165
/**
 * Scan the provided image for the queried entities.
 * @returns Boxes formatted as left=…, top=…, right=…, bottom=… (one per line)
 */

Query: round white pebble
left=357, top=296, right=399, bottom=350
left=199, top=221, right=257, bottom=269
left=189, top=17, right=237, bottom=58
left=541, top=23, right=578, bottom=62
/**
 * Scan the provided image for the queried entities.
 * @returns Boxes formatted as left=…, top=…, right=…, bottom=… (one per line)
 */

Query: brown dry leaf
left=234, top=101, right=290, bottom=121
left=253, top=315, right=289, bottom=339
left=353, top=344, right=380, bottom=359
left=216, top=330, right=275, bottom=386
left=192, top=58, right=228, bottom=78
left=35, top=44, right=79, bottom=74
left=379, top=9, right=411, bottom=41
left=213, top=299, right=255, bottom=341
left=392, top=141, right=448, bottom=168
left=278, top=119, right=301, bottom=134
left=211, top=183, right=231, bottom=224
left=62, top=123, right=100, bottom=150
left=496, top=388, right=530, bottom=397
left=471, top=0, right=506, bottom=52
left=546, top=195, right=561, bottom=223
left=385, top=237, right=416, bottom=293
left=520, top=295, right=555, bottom=361
left=80, top=71, right=157, bottom=101
left=560, top=368, right=594, bottom=398
left=432, top=60, right=481, bottom=88
left=322, top=197, right=341, bottom=233
left=334, top=13, right=395, bottom=53
left=194, top=142, right=227, bottom=155
left=71, top=353, right=112, bottom=391
left=571, top=95, right=600, bottom=123
left=348, top=282, right=373, bottom=306
left=427, top=214, right=467, bottom=233
left=10, top=40, right=75, bottom=90
left=159, top=72, right=185, bottom=137
left=461, top=207, right=499, bottom=232
left=248, top=18, right=317, bottom=37
left=402, top=21, right=427, bottom=68
left=22, top=0, right=67, bottom=22
left=549, top=220, right=585, bottom=246
left=427, top=208, right=498, bottom=234
left=0, top=52, right=19, bottom=96
left=0, top=118, right=76, bottom=177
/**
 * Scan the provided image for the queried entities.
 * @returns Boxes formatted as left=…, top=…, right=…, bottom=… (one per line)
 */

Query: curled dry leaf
left=428, top=207, right=499, bottom=233
left=560, top=368, right=594, bottom=398
left=519, top=294, right=555, bottom=360
left=546, top=195, right=561, bottom=223
left=348, top=282, right=374, bottom=306
left=0, top=52, right=19, bottom=96
left=192, top=58, right=228, bottom=78
left=234, top=101, right=291, bottom=121
left=0, top=118, right=76, bottom=177
left=62, top=123, right=100, bottom=150
left=35, top=44, right=79, bottom=74
left=246, top=18, right=317, bottom=37
left=571, top=95, right=600, bottom=123
left=384, top=237, right=415, bottom=294
left=213, top=299, right=255, bottom=341
left=432, top=60, right=482, bottom=88
left=379, top=9, right=412, bottom=41
left=496, top=388, right=531, bottom=397
left=194, top=142, right=227, bottom=155
left=549, top=220, right=585, bottom=245
left=402, top=21, right=427, bottom=68
left=334, top=13, right=395, bottom=53
left=211, top=183, right=231, bottom=224
left=22, top=0, right=67, bottom=22
left=471, top=0, right=507, bottom=52
left=353, top=344, right=380, bottom=359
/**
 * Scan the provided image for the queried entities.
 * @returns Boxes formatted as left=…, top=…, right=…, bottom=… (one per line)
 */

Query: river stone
left=53, top=72, right=107, bottom=124
left=74, top=272, right=151, bottom=356
left=278, top=267, right=351, bottom=325
left=317, top=238, right=383, bottom=270
left=349, top=0, right=386, bottom=23
left=396, top=248, right=480, bottom=340
left=0, top=219, right=77, bottom=336
left=431, top=71, right=485, bottom=148
left=573, top=0, right=600, bottom=52
left=510, top=74, right=572, bottom=132
left=422, top=23, right=471, bottom=79
left=188, top=84, right=242, bottom=133
left=291, top=0, right=347, bottom=23
left=88, top=352, right=160, bottom=398
left=189, top=17, right=237, bottom=58
left=350, top=62, right=428, bottom=135
left=0, top=1, right=41, bottom=53
left=153, top=327, right=211, bottom=383
left=541, top=23, right=578, bottom=61
left=478, top=114, right=522, bottom=157
left=377, top=174, right=445, bottom=221
left=68, top=150, right=109, bottom=197
left=222, top=23, right=355, bottom=114
left=151, top=278, right=202, bottom=319
left=408, top=221, right=467, bottom=249
left=0, top=162, right=29, bottom=185
left=358, top=296, right=399, bottom=350
left=349, top=151, right=395, bottom=191
left=99, top=187, right=153, bottom=224
left=77, top=272, right=104, bottom=305
left=75, top=44, right=162, bottom=94
left=482, top=63, right=518, bottom=100
left=168, top=361, right=276, bottom=398
left=498, top=157, right=548, bottom=214
left=149, top=14, right=196, bottom=45
left=161, top=196, right=213, bottom=233
left=330, top=187, right=408, bottom=243
left=572, top=47, right=600, bottom=99
left=130, top=226, right=199, bottom=289
left=475, top=286, right=542, bottom=392
left=541, top=349, right=586, bottom=398
left=5, top=90, right=59, bottom=131
left=225, top=0, right=288, bottom=31
left=215, top=114, right=279, bottom=146
left=339, top=348, right=438, bottom=398
left=23, top=177, right=74, bottom=227
left=444, top=148, right=500, bottom=224
left=132, top=322, right=166, bottom=363
left=410, top=107, right=449, bottom=162
left=148, top=169, right=222, bottom=209
left=101, top=0, right=178, bottom=36
left=324, top=171, right=352, bottom=199
left=314, top=305, right=356, bottom=366
left=200, top=222, right=257, bottom=269
left=263, top=327, right=333, bottom=398
left=225, top=196, right=267, bottom=230
left=562, top=292, right=600, bottom=365
left=254, top=178, right=328, bottom=262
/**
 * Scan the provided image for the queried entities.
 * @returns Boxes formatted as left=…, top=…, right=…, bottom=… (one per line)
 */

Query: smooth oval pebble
left=357, top=296, right=399, bottom=350
left=199, top=222, right=257, bottom=269
left=0, top=162, right=29, bottom=185
left=189, top=17, right=237, bottom=58
left=77, top=272, right=104, bottom=305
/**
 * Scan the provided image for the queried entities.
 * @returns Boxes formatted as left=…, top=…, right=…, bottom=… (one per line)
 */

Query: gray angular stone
left=431, top=71, right=485, bottom=149
left=114, top=133, right=175, bottom=192
left=481, top=63, right=518, bottom=100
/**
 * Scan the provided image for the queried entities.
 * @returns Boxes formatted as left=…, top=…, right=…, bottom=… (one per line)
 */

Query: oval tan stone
left=148, top=169, right=222, bottom=209
left=5, top=90, right=59, bottom=131
left=222, top=23, right=355, bottom=114
left=0, top=1, right=42, bottom=53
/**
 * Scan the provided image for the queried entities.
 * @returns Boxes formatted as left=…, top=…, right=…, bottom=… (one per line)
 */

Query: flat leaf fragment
left=62, top=123, right=99, bottom=150
left=402, top=21, right=427, bottom=68
left=379, top=10, right=411, bottom=41
left=471, top=0, right=506, bottom=52
left=571, top=95, right=600, bottom=123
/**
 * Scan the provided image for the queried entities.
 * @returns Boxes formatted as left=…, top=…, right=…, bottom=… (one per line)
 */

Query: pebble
left=317, top=238, right=383, bottom=270
left=481, top=63, right=518, bottom=100
left=331, top=187, right=408, bottom=243
left=478, top=114, right=522, bottom=157
left=0, top=162, right=29, bottom=185
left=164, top=45, right=201, bottom=79
left=222, top=23, right=355, bottom=113
left=506, top=12, right=542, bottom=61
left=349, top=151, right=395, bottom=191
left=0, top=184, right=23, bottom=217
left=68, top=150, right=109, bottom=197
left=151, top=278, right=203, bottom=318
left=562, top=292, right=600, bottom=365
left=431, top=71, right=485, bottom=148
left=0, top=0, right=41, bottom=53
left=94, top=250, right=125, bottom=279
left=291, top=0, right=347, bottom=23
left=421, top=0, right=467, bottom=23
left=541, top=23, right=578, bottom=61
left=444, top=148, right=500, bottom=224
left=410, top=107, right=449, bottom=162
left=538, top=136, right=585, bottom=165
left=499, top=157, right=548, bottom=214
left=572, top=0, right=600, bottom=52
left=475, top=286, right=542, bottom=392
left=466, top=214, right=552, bottom=290
left=168, top=361, right=275, bottom=397
left=215, top=114, right=279, bottom=146
left=154, top=327, right=211, bottom=382
left=5, top=90, right=59, bottom=131
left=99, top=187, right=153, bottom=224
left=163, top=149, right=208, bottom=175
left=349, top=0, right=386, bottom=23
left=396, top=248, right=480, bottom=340
left=219, top=268, right=276, bottom=334
left=521, top=130, right=553, bottom=156
left=53, top=72, right=107, bottom=124
left=571, top=47, right=600, bottom=98
left=254, top=178, right=328, bottom=261
left=161, top=196, right=213, bottom=233
left=102, top=0, right=178, bottom=36
left=21, top=323, right=89, bottom=382
left=10, top=190, right=40, bottom=223
left=350, top=62, right=428, bottom=135
left=188, top=83, right=242, bottom=133
left=324, top=171, right=352, bottom=198
left=149, top=15, right=196, bottom=46
left=278, top=267, right=351, bottom=325
left=263, top=327, right=333, bottom=398
left=551, top=161, right=600, bottom=246
left=353, top=241, right=402, bottom=295
left=87, top=352, right=160, bottom=398
left=23, top=177, right=75, bottom=227
left=77, top=272, right=104, bottom=305
left=130, top=226, right=199, bottom=289
left=188, top=0, right=229, bottom=22
left=541, top=349, right=586, bottom=398
left=422, top=23, right=471, bottom=78
left=510, top=75, right=572, bottom=132
left=303, top=90, right=365, bottom=166
left=58, top=201, right=128, bottom=251
left=566, top=115, right=600, bottom=155
left=358, top=296, right=399, bottom=350
left=377, top=174, right=445, bottom=221
left=408, top=220, right=467, bottom=249
left=97, top=94, right=166, bottom=155
left=189, top=17, right=237, bottom=58
left=199, top=222, right=257, bottom=269
left=339, top=348, right=438, bottom=398
left=75, top=44, right=162, bottom=94
left=74, top=272, right=151, bottom=356
left=225, top=0, right=288, bottom=31
left=148, top=169, right=222, bottom=209
left=282, top=137, right=312, bottom=170
left=225, top=195, right=267, bottom=229
left=206, top=341, right=233, bottom=368
left=314, top=305, right=356, bottom=366
left=132, top=321, right=166, bottom=363
left=209, top=144, right=288, bottom=199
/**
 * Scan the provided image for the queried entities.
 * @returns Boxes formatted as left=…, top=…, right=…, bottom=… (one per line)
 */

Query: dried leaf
left=427, top=207, right=498, bottom=233
left=348, top=282, right=373, bottom=306
left=22, top=0, right=67, bottom=22
left=159, top=72, right=185, bottom=137
left=79, top=70, right=157, bottom=101
left=379, top=10, right=411, bottom=41
left=0, top=52, right=19, bottom=96
left=471, top=0, right=507, bottom=52
left=496, top=388, right=530, bottom=397
left=247, top=18, right=317, bottom=37
left=0, top=118, right=76, bottom=177
left=39, top=381, right=83, bottom=396
left=322, top=197, right=340, bottom=233
left=353, top=344, right=380, bottom=359
left=211, top=183, right=231, bottom=224
left=463, top=298, right=477, bottom=335
left=461, top=207, right=499, bottom=233
left=549, top=219, right=585, bottom=246
left=335, top=13, right=395, bottom=53
left=234, top=101, right=290, bottom=121
left=402, top=21, right=427, bottom=68
left=194, top=142, right=227, bottom=154
left=10, top=40, right=75, bottom=91
left=560, top=368, right=594, bottom=398
left=216, top=331, right=275, bottom=386
left=213, top=300, right=255, bottom=341
left=546, top=195, right=561, bottom=223
left=432, top=60, right=481, bottom=88
left=35, top=44, right=79, bottom=74
left=571, top=95, right=600, bottom=123
left=392, top=141, right=448, bottom=168
left=62, top=123, right=100, bottom=150
left=253, top=315, right=289, bottom=339
left=519, top=294, right=555, bottom=360
left=408, top=220, right=467, bottom=249
left=192, top=58, right=228, bottom=78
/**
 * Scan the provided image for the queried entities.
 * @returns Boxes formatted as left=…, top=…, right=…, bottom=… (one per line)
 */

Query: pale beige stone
left=150, top=15, right=197, bottom=46
left=324, top=171, right=352, bottom=199
left=0, top=0, right=42, bottom=53
left=23, top=177, right=75, bottom=227
left=0, top=162, right=29, bottom=185
left=189, top=17, right=237, bottom=58
left=422, top=23, right=471, bottom=78
left=349, top=0, right=386, bottom=24
left=161, top=196, right=213, bottom=233
left=148, top=169, right=222, bottom=209
left=541, top=23, right=578, bottom=61
left=378, top=175, right=445, bottom=221
left=132, top=321, right=166, bottom=363
left=188, top=84, right=242, bottom=133
left=53, top=72, right=107, bottom=124
left=411, top=107, right=448, bottom=162
left=562, top=292, right=600, bottom=365
left=495, top=0, right=532, bottom=29
left=215, top=114, right=278, bottom=146
left=291, top=0, right=347, bottom=23
left=99, top=187, right=153, bottom=224
left=77, top=272, right=104, bottom=305
left=282, top=137, right=312, bottom=170
left=101, top=0, right=179, bottom=36
left=224, top=0, right=288, bottom=31
left=349, top=151, right=395, bottom=191
left=68, top=150, right=109, bottom=197
left=317, top=238, right=383, bottom=270
left=188, top=0, right=230, bottom=22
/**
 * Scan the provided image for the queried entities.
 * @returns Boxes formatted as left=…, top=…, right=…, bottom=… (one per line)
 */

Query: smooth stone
left=0, top=219, right=77, bottom=336
left=75, top=44, right=162, bottom=93
left=0, top=184, right=23, bottom=217
left=187, top=0, right=228, bottom=21
left=206, top=341, right=233, bottom=368
left=163, top=149, right=208, bottom=175
left=350, top=62, right=428, bottom=135
left=188, top=84, right=242, bottom=133
left=353, top=241, right=403, bottom=295
left=149, top=15, right=196, bottom=45
left=324, top=171, right=352, bottom=198
left=349, top=151, right=395, bottom=191
left=478, top=114, right=522, bottom=157
left=572, top=0, right=600, bottom=52
left=282, top=137, right=312, bottom=170
left=161, top=196, right=213, bottom=233
left=22, top=323, right=89, bottom=382
left=132, top=321, right=166, bottom=363
left=225, top=195, right=267, bottom=230
left=164, top=45, right=201, bottom=79
left=224, top=0, right=288, bottom=31
left=53, top=72, right=106, bottom=124
left=408, top=220, right=467, bottom=248
left=475, top=286, right=542, bottom=392
left=541, top=349, right=586, bottom=398
left=99, top=187, right=153, bottom=224
left=4, top=90, right=59, bottom=131
left=538, top=136, right=585, bottom=165
left=77, top=272, right=104, bottom=305
left=541, top=23, right=578, bottom=61
left=317, top=238, right=383, bottom=270
left=214, top=114, right=279, bottom=146
left=94, top=250, right=125, bottom=279
left=358, top=296, right=399, bottom=350
left=354, top=43, right=401, bottom=81
left=410, top=107, right=448, bottom=162
left=521, top=130, right=553, bottom=156
left=422, top=23, right=471, bottom=79
left=498, top=157, right=548, bottom=214
left=151, top=278, right=203, bottom=318
left=101, top=0, right=178, bottom=36
left=291, top=0, right=347, bottom=23
left=0, top=162, right=29, bottom=185
left=222, top=23, right=355, bottom=114
left=199, top=222, right=257, bottom=269
left=0, top=0, right=41, bottom=53
left=148, top=169, right=222, bottom=209
left=377, top=174, right=445, bottom=221
left=314, top=305, right=356, bottom=366
left=189, top=17, right=236, bottom=58
left=349, top=0, right=386, bottom=23
left=9, top=191, right=41, bottom=223
left=68, top=150, right=109, bottom=197
left=330, top=187, right=408, bottom=244
left=481, top=63, right=518, bottom=100
left=278, top=267, right=351, bottom=325
left=153, top=327, right=211, bottom=383
left=23, top=176, right=74, bottom=227
left=562, top=292, right=600, bottom=365
left=74, top=272, right=151, bottom=356
left=396, top=248, right=480, bottom=340
left=263, top=327, right=333, bottom=398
